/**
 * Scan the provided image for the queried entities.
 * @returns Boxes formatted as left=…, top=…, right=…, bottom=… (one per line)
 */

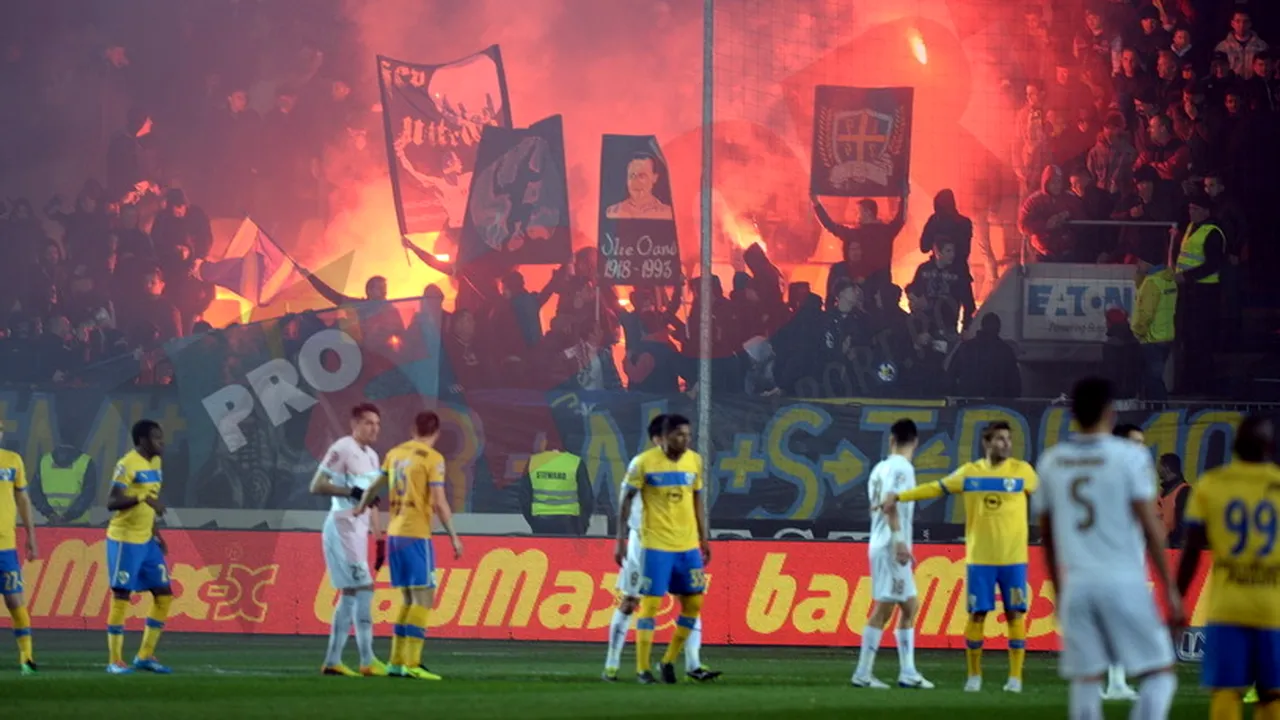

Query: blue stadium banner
left=458, top=115, right=572, bottom=269
left=597, top=134, right=682, bottom=287
left=377, top=47, right=513, bottom=238
left=810, top=85, right=913, bottom=198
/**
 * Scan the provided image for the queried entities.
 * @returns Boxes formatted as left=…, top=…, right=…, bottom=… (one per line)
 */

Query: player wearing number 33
left=104, top=420, right=174, bottom=675
left=1177, top=415, right=1280, bottom=720
left=880, top=420, right=1037, bottom=694
left=615, top=414, right=712, bottom=685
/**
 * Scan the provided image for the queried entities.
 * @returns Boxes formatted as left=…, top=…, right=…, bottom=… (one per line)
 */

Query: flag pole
left=696, top=0, right=714, bottom=470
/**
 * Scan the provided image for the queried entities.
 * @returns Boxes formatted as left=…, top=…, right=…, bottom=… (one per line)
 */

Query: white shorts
left=870, top=547, right=916, bottom=603
left=323, top=514, right=372, bottom=590
left=615, top=535, right=644, bottom=597
left=1057, top=578, right=1175, bottom=679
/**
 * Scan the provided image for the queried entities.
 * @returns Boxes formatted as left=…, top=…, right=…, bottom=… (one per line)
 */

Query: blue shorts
left=967, top=563, right=1028, bottom=614
left=640, top=548, right=706, bottom=597
left=388, top=536, right=435, bottom=589
left=106, top=538, right=170, bottom=593
left=0, top=549, right=23, bottom=595
left=1203, top=625, right=1280, bottom=691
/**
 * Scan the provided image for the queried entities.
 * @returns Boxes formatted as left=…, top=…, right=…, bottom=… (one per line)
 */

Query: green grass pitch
left=2, top=631, right=1212, bottom=718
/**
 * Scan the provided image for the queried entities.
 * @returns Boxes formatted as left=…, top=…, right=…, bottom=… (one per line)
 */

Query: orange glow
left=908, top=28, right=928, bottom=65
left=388, top=334, right=402, bottom=351
left=719, top=208, right=765, bottom=253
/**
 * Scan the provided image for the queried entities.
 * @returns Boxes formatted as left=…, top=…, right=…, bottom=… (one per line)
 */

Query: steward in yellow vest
left=519, top=450, right=591, bottom=536
left=1173, top=192, right=1225, bottom=396
left=30, top=445, right=98, bottom=525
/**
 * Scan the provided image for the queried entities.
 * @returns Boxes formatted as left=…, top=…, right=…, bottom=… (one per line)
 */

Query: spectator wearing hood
left=1018, top=165, right=1085, bottom=262
left=919, top=189, right=973, bottom=268
left=948, top=313, right=1021, bottom=399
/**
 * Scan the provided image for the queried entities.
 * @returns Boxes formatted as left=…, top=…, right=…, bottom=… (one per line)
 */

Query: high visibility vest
left=529, top=451, right=582, bottom=517
left=1158, top=482, right=1189, bottom=535
left=39, top=453, right=91, bottom=524
left=1175, top=223, right=1223, bottom=284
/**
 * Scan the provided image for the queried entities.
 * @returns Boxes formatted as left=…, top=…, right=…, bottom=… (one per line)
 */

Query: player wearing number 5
left=0, top=426, right=38, bottom=675
left=104, top=420, right=173, bottom=675
left=881, top=421, right=1038, bottom=693
left=616, top=414, right=712, bottom=685
left=1177, top=415, right=1280, bottom=720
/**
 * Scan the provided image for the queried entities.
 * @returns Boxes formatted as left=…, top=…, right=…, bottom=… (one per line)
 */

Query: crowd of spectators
left=0, top=2, right=1275, bottom=399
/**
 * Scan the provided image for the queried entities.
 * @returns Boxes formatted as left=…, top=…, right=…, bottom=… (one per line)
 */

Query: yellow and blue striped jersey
left=383, top=440, right=446, bottom=539
left=624, top=446, right=703, bottom=552
left=107, top=450, right=162, bottom=544
left=1185, top=461, right=1280, bottom=630
left=898, top=458, right=1039, bottom=565
left=0, top=449, right=27, bottom=551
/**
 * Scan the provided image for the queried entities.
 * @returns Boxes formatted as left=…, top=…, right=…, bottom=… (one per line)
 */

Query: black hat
left=1187, top=189, right=1214, bottom=210
left=1139, top=6, right=1161, bottom=21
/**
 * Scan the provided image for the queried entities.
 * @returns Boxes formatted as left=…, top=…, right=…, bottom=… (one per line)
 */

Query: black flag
left=810, top=86, right=913, bottom=197
left=377, top=47, right=512, bottom=238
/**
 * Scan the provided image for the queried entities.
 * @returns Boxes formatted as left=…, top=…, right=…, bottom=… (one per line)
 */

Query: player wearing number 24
left=1177, top=415, right=1280, bottom=718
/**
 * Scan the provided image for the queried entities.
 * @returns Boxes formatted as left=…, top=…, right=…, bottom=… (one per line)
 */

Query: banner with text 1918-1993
left=377, top=47, right=512, bottom=239
left=810, top=85, right=912, bottom=198
left=597, top=134, right=682, bottom=287
left=457, top=115, right=572, bottom=271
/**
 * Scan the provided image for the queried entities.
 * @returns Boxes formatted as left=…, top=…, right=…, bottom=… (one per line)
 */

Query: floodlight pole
left=697, top=0, right=714, bottom=469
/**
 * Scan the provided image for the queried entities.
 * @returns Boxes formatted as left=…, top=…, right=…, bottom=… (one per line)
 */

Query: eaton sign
left=1022, top=279, right=1135, bottom=342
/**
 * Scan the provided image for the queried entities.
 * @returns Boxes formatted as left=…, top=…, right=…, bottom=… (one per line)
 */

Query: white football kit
left=615, top=479, right=645, bottom=597
left=1033, top=434, right=1174, bottom=679
left=319, top=436, right=382, bottom=590
left=867, top=455, right=917, bottom=603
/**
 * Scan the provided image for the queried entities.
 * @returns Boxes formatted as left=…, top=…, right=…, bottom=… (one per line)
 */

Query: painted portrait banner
left=597, top=135, right=681, bottom=287
left=457, top=115, right=572, bottom=269
left=377, top=48, right=513, bottom=238
left=810, top=86, right=913, bottom=198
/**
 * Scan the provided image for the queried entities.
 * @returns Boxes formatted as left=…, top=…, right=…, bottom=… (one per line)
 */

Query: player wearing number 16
left=356, top=411, right=463, bottom=681
left=104, top=420, right=174, bottom=675
left=880, top=420, right=1037, bottom=693
left=615, top=414, right=711, bottom=685
left=1177, top=415, right=1280, bottom=720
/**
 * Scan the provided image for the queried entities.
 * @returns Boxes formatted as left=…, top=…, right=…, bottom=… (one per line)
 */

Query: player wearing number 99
left=880, top=420, right=1037, bottom=694
left=1177, top=415, right=1280, bottom=720
left=1035, top=378, right=1181, bottom=720
left=615, top=414, right=711, bottom=685
left=104, top=420, right=173, bottom=675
